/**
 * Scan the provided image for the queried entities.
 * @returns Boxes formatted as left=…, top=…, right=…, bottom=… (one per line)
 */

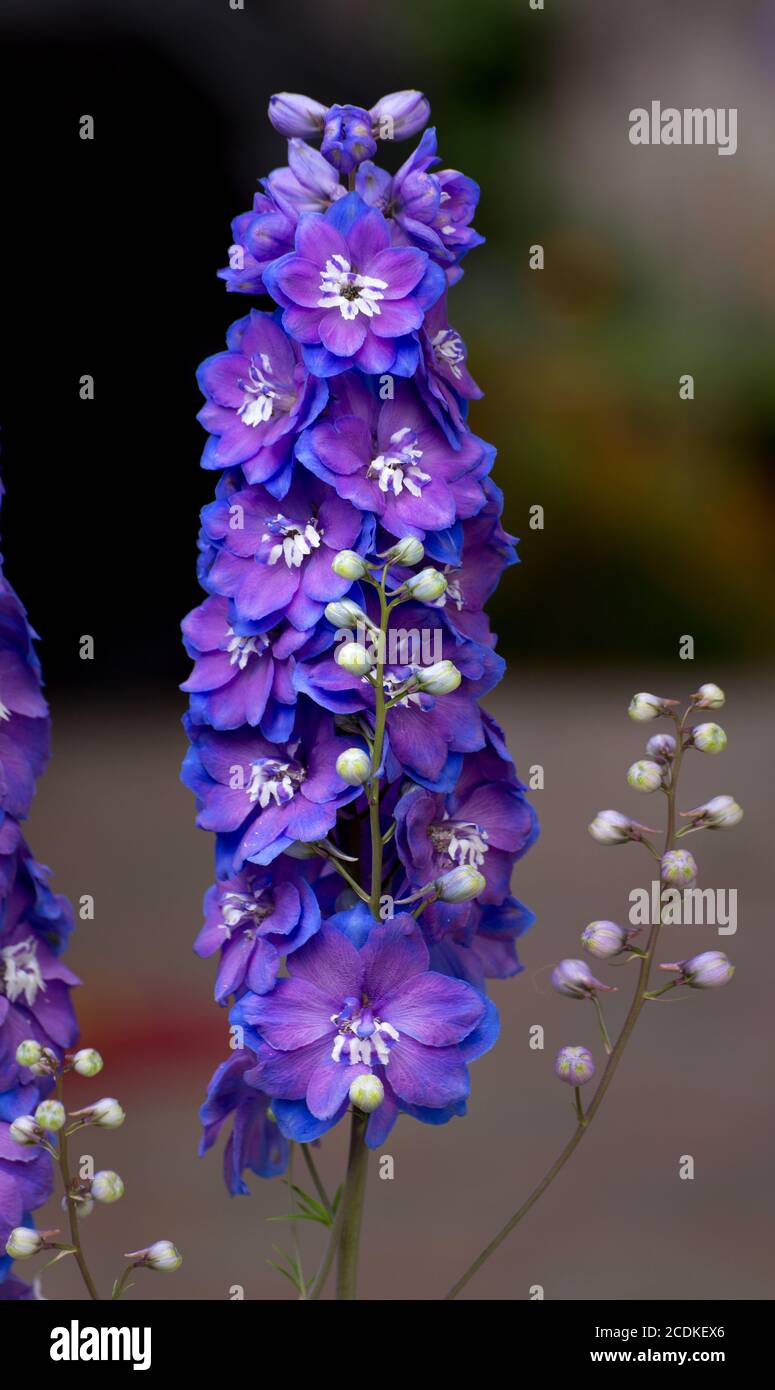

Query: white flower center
left=2, top=937, right=45, bottom=1006
left=218, top=888, right=272, bottom=938
left=431, top=818, right=489, bottom=868
left=318, top=253, right=388, bottom=321
left=329, top=999, right=400, bottom=1066
left=431, top=328, right=465, bottom=379
left=226, top=629, right=267, bottom=670
left=368, top=427, right=430, bottom=498
left=0, top=698, right=11, bottom=722
left=237, top=353, right=279, bottom=427
left=262, top=515, right=321, bottom=567
left=246, top=758, right=303, bottom=808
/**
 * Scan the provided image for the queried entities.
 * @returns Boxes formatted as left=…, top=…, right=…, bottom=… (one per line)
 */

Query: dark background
left=0, top=0, right=772, bottom=1301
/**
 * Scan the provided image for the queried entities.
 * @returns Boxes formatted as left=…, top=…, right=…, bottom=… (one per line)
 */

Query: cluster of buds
left=4, top=1041, right=181, bottom=1296
left=552, top=685, right=741, bottom=1105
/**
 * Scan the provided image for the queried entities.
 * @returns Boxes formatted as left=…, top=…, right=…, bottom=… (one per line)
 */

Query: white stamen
left=431, top=328, right=465, bottom=380
left=237, top=354, right=278, bottom=427
left=368, top=426, right=430, bottom=499
left=261, top=515, right=322, bottom=568
left=2, top=937, right=45, bottom=1007
left=317, top=254, right=388, bottom=321
left=246, top=759, right=300, bottom=808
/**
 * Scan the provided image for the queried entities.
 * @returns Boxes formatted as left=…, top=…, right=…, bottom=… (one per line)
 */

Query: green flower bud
left=348, top=1074, right=384, bottom=1113
left=331, top=549, right=368, bottom=580
left=335, top=747, right=372, bottom=786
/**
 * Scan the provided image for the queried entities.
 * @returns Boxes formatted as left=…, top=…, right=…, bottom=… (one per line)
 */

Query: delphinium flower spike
left=444, top=684, right=740, bottom=1300
left=183, top=89, right=537, bottom=1300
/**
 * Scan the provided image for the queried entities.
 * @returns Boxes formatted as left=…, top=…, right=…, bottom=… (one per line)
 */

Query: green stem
left=573, top=1087, right=586, bottom=1127
left=444, top=707, right=688, bottom=1300
left=591, top=994, right=613, bottom=1054
left=335, top=1110, right=370, bottom=1300
left=301, top=1145, right=332, bottom=1217
left=56, top=1073, right=100, bottom=1300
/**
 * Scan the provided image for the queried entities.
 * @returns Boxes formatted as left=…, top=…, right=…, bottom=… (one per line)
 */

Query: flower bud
left=34, top=1100, right=65, bottom=1133
left=555, top=1045, right=595, bottom=1086
left=91, top=1170, right=125, bottom=1204
left=5, top=1227, right=44, bottom=1259
left=370, top=90, right=430, bottom=140
left=414, top=660, right=461, bottom=695
left=70, top=1097, right=126, bottom=1129
left=125, top=1240, right=183, bottom=1272
left=267, top=92, right=327, bottom=138
left=626, top=759, right=663, bottom=793
left=645, top=733, right=676, bottom=762
left=335, top=747, right=372, bottom=786
left=551, top=959, right=614, bottom=999
left=348, top=1074, right=384, bottom=1113
left=321, top=104, right=377, bottom=173
left=62, top=1193, right=94, bottom=1218
left=404, top=567, right=447, bottom=602
left=434, top=865, right=485, bottom=902
left=660, top=849, right=698, bottom=887
left=335, top=641, right=374, bottom=676
left=325, top=598, right=368, bottom=629
left=331, top=549, right=368, bottom=580
left=680, top=794, right=743, bottom=831
left=9, top=1115, right=42, bottom=1146
left=581, top=920, right=632, bottom=959
left=628, top=692, right=677, bottom=722
left=660, top=950, right=734, bottom=990
left=691, top=682, right=725, bottom=709
left=588, top=810, right=656, bottom=846
left=383, top=536, right=424, bottom=566
left=690, top=722, right=727, bottom=754
left=72, top=1048, right=104, bottom=1078
left=15, top=1040, right=43, bottom=1068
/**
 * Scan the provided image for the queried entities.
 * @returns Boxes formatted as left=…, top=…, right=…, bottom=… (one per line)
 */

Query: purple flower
left=419, top=294, right=483, bottom=439
left=268, top=93, right=328, bottom=140
left=201, top=473, right=373, bottom=631
left=265, top=140, right=347, bottom=221
left=0, top=603, right=49, bottom=822
left=321, top=105, right=376, bottom=174
left=369, top=91, right=430, bottom=141
left=296, top=375, right=492, bottom=537
left=425, top=896, right=535, bottom=990
left=234, top=916, right=496, bottom=1146
left=0, top=917, right=79, bottom=1092
left=196, top=309, right=328, bottom=497
left=264, top=193, right=445, bottom=378
left=182, top=704, right=362, bottom=871
left=0, top=1124, right=53, bottom=1259
left=195, top=864, right=321, bottom=1001
left=218, top=191, right=295, bottom=296
left=199, top=1051, right=288, bottom=1194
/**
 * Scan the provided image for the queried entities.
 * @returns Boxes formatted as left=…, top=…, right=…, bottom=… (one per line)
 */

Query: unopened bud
left=626, top=759, right=663, bottom=793
left=645, top=733, right=676, bottom=762
left=555, top=1045, right=595, bottom=1086
left=588, top=810, right=656, bottom=846
left=70, top=1097, right=126, bottom=1129
left=267, top=92, right=327, bottom=138
left=404, top=567, right=447, bottom=602
left=628, top=692, right=677, bottom=722
left=434, top=865, right=485, bottom=902
left=15, top=1040, right=43, bottom=1068
left=9, top=1115, right=42, bottom=1146
left=125, top=1239, right=183, bottom=1272
left=34, top=1100, right=66, bottom=1133
left=680, top=794, right=743, bottom=830
left=5, top=1227, right=45, bottom=1259
left=691, top=682, right=725, bottom=709
left=325, top=598, right=368, bottom=629
left=415, top=660, right=461, bottom=695
left=382, top=536, right=424, bottom=566
left=72, top=1048, right=104, bottom=1078
left=660, top=849, right=698, bottom=887
left=690, top=722, right=727, bottom=754
left=370, top=89, right=430, bottom=140
left=581, top=920, right=633, bottom=959
left=91, top=1170, right=125, bottom=1204
left=348, top=1074, right=384, bottom=1113
left=335, top=641, right=374, bottom=676
left=336, top=747, right=372, bottom=786
left=331, top=549, right=368, bottom=580
left=660, top=950, right=734, bottom=990
left=551, top=959, right=615, bottom=999
left=62, top=1193, right=94, bottom=1218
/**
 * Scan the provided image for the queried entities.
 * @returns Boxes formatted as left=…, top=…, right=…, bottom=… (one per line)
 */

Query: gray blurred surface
left=24, top=670, right=774, bottom=1300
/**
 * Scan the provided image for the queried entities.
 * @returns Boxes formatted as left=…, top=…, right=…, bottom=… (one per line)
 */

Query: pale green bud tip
left=680, top=795, right=743, bottom=830
left=335, top=641, right=373, bottom=675
left=9, top=1115, right=41, bottom=1145
left=692, top=682, right=725, bottom=709
left=125, top=1240, right=183, bottom=1272
left=91, top=1170, right=125, bottom=1203
left=435, top=865, right=486, bottom=902
left=34, top=1100, right=66, bottom=1133
left=660, top=849, right=698, bottom=886
left=555, top=1046, right=595, bottom=1086
left=349, top=1073, right=384, bottom=1113
left=331, top=549, right=368, bottom=580
left=627, top=692, right=675, bottom=722
left=690, top=722, right=727, bottom=754
left=626, top=759, right=663, bottom=793
left=415, top=660, right=461, bottom=695
left=405, top=566, right=447, bottom=602
left=335, top=747, right=372, bottom=786
left=5, top=1226, right=44, bottom=1259
left=15, top=1040, right=43, bottom=1068
left=324, top=598, right=367, bottom=629
left=72, top=1048, right=103, bottom=1077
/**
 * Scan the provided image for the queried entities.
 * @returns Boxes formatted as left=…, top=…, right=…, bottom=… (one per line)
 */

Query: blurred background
left=0, top=0, right=773, bottom=1299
